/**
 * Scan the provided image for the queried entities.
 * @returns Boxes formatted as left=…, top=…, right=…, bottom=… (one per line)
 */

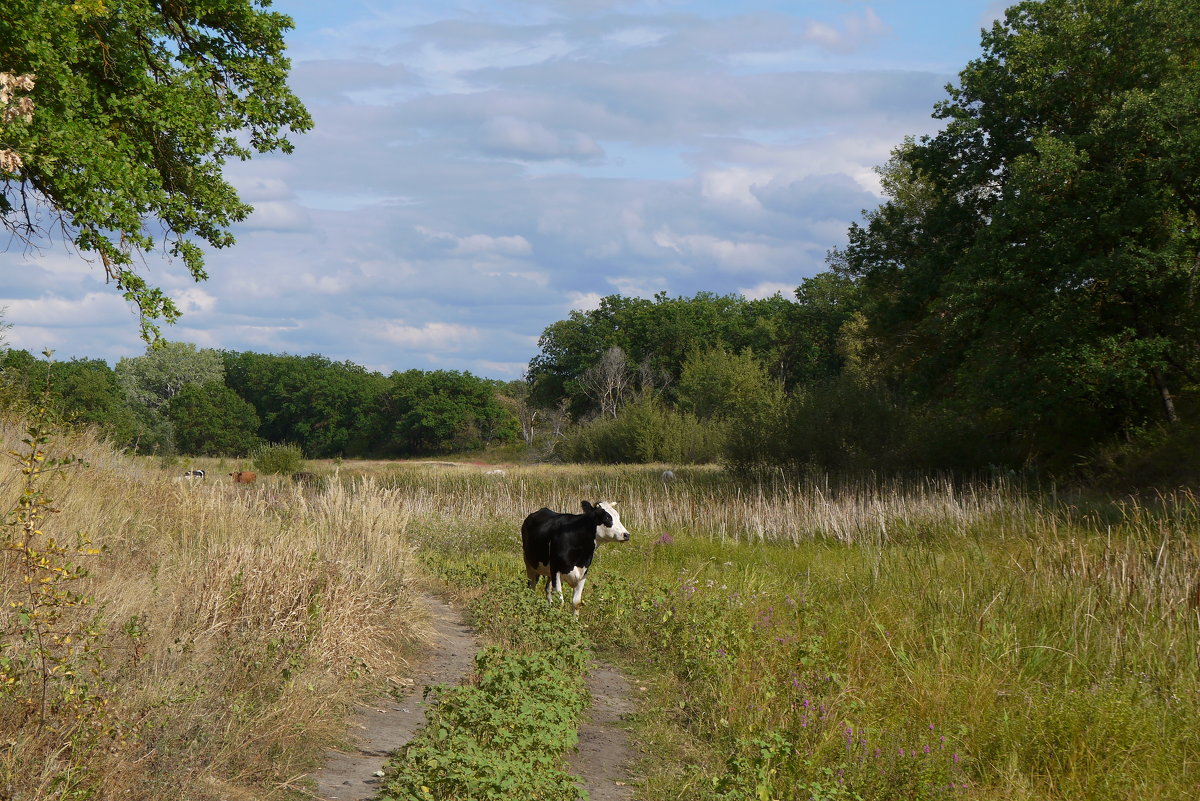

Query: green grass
left=397, top=464, right=1200, bottom=801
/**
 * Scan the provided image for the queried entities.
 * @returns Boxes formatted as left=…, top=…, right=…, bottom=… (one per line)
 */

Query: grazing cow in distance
left=521, top=500, right=631, bottom=615
left=183, top=469, right=206, bottom=480
left=661, top=469, right=676, bottom=482
left=230, top=470, right=257, bottom=484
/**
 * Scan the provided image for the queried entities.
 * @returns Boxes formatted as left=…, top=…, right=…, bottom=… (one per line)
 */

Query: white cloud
left=567, top=291, right=603, bottom=312
left=380, top=321, right=481, bottom=351
left=479, top=116, right=603, bottom=161
left=243, top=201, right=312, bottom=231
left=739, top=281, right=795, bottom=300
left=652, top=228, right=776, bottom=272
left=417, top=226, right=533, bottom=256
left=175, top=288, right=218, bottom=314
left=236, top=177, right=295, bottom=202
left=607, top=275, right=667, bottom=297
left=802, top=9, right=890, bottom=52
left=455, top=233, right=533, bottom=255
left=1, top=291, right=131, bottom=328
left=475, top=359, right=528, bottom=377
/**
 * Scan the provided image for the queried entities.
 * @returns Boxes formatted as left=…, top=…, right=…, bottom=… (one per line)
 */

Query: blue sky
left=1, top=0, right=1010, bottom=378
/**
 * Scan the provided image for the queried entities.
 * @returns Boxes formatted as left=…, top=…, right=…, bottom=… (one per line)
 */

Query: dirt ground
left=308, top=596, right=478, bottom=801
left=308, top=595, right=637, bottom=801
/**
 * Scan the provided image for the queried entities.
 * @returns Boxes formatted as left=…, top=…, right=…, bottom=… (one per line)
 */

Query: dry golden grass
left=0, top=416, right=426, bottom=800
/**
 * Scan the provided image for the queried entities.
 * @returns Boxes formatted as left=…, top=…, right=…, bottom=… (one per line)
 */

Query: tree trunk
left=1151, top=367, right=1180, bottom=424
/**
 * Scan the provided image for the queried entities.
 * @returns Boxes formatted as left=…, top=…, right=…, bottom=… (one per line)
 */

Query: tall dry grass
left=0, top=415, right=424, bottom=800
left=373, top=462, right=1036, bottom=545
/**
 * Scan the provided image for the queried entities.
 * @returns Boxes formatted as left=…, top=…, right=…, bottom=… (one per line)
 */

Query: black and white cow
left=521, top=501, right=631, bottom=615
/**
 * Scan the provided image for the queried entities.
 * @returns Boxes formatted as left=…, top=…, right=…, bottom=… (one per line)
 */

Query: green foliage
left=528, top=292, right=801, bottom=415
left=838, top=0, right=1200, bottom=464
left=558, top=396, right=724, bottom=464
left=48, top=358, right=139, bottom=444
left=115, top=342, right=225, bottom=410
left=0, top=0, right=311, bottom=339
left=251, top=442, right=305, bottom=475
left=165, top=382, right=261, bottom=456
left=677, top=346, right=782, bottom=422
left=374, top=370, right=521, bottom=456
left=1, top=351, right=139, bottom=445
left=728, top=376, right=1013, bottom=474
left=223, top=351, right=389, bottom=457
left=380, top=572, right=591, bottom=801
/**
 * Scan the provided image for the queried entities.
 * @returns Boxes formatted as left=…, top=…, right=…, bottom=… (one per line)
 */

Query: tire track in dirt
left=571, top=660, right=637, bottom=801
left=310, top=595, right=477, bottom=801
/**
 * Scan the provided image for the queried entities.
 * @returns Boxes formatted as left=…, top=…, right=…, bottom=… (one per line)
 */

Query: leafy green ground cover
left=377, top=558, right=593, bottom=801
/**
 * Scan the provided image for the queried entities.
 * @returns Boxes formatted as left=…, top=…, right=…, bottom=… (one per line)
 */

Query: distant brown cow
left=230, top=471, right=257, bottom=484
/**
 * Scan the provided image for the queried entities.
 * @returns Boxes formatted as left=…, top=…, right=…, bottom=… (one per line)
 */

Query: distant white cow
left=182, top=469, right=206, bottom=480
left=485, top=468, right=506, bottom=476
left=661, top=469, right=676, bottom=482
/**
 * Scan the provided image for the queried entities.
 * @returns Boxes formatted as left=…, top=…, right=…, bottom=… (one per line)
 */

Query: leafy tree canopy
left=0, top=0, right=311, bottom=338
left=528, top=291, right=801, bottom=415
left=677, top=346, right=781, bottom=422
left=116, top=341, right=224, bottom=409
left=165, top=380, right=260, bottom=456
left=222, top=351, right=388, bottom=457
left=839, top=0, right=1200, bottom=458
left=377, top=369, right=520, bottom=456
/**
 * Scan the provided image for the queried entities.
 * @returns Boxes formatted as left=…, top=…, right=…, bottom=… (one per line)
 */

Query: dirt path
left=309, top=596, right=478, bottom=801
left=309, top=595, right=638, bottom=801
left=571, top=661, right=637, bottom=801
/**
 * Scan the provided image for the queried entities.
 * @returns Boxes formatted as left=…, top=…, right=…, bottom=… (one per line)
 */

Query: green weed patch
left=378, top=565, right=592, bottom=801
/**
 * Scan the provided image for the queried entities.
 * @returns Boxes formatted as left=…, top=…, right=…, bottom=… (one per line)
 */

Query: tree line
left=0, top=344, right=522, bottom=459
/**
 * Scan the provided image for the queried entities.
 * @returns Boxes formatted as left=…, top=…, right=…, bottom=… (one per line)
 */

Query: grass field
left=2, top=425, right=1197, bottom=799
left=393, top=462, right=1200, bottom=801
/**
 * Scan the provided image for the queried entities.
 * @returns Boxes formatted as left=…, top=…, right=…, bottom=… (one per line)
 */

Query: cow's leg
left=570, top=575, right=587, bottom=616
left=557, top=566, right=587, bottom=615
left=546, top=571, right=563, bottom=605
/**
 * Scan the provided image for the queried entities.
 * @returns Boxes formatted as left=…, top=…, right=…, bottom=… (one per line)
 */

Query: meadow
left=1, top=419, right=1197, bottom=799
left=393, top=463, right=1200, bottom=801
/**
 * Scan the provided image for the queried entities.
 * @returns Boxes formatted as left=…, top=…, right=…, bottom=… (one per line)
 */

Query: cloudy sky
left=1, top=0, right=1008, bottom=378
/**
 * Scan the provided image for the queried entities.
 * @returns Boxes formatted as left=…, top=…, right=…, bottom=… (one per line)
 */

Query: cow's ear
left=581, top=500, right=593, bottom=512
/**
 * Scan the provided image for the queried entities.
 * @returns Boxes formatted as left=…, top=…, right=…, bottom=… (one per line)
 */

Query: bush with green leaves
left=558, top=396, right=723, bottom=464
left=165, top=382, right=261, bottom=456
left=251, top=442, right=306, bottom=475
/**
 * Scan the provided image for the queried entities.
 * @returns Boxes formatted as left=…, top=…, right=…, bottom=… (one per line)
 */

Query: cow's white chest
left=561, top=565, right=588, bottom=587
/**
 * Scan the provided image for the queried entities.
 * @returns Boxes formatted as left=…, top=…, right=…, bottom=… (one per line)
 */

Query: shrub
left=251, top=442, right=306, bottom=475
left=557, top=397, right=723, bottom=464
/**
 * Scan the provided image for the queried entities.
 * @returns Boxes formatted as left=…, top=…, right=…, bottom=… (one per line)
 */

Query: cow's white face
left=595, top=501, right=631, bottom=543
